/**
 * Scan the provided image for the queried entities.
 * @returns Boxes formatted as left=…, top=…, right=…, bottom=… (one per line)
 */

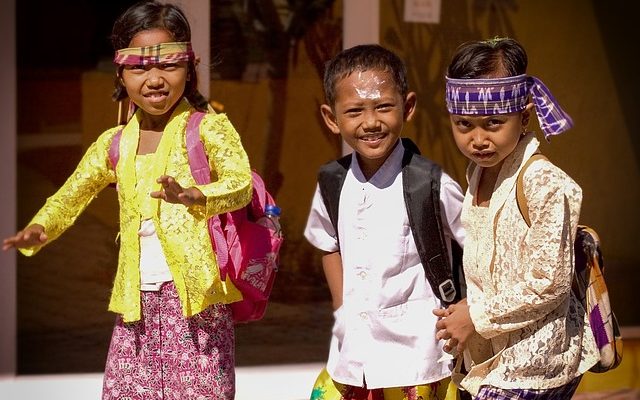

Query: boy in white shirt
left=304, top=44, right=465, bottom=400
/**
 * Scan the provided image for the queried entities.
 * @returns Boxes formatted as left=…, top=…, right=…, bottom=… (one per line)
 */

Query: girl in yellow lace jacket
left=3, top=2, right=252, bottom=399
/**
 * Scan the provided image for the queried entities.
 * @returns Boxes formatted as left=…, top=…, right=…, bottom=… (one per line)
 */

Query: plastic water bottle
left=257, top=204, right=282, bottom=237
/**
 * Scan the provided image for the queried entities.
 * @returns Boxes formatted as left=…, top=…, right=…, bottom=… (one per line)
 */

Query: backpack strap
left=109, top=112, right=208, bottom=175
left=317, top=154, right=351, bottom=246
left=317, top=138, right=460, bottom=305
left=402, top=144, right=458, bottom=305
left=185, top=111, right=209, bottom=182
left=516, top=153, right=548, bottom=227
left=107, top=127, right=124, bottom=189
left=248, top=171, right=269, bottom=218
left=184, top=111, right=231, bottom=280
left=108, top=128, right=123, bottom=171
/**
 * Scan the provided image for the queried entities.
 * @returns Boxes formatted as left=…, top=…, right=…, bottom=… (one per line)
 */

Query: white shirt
left=304, top=141, right=465, bottom=389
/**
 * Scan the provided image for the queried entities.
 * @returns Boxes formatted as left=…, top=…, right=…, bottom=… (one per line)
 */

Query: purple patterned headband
left=445, top=74, right=573, bottom=140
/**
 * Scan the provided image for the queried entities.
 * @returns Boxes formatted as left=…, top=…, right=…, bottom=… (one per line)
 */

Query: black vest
left=317, top=138, right=464, bottom=305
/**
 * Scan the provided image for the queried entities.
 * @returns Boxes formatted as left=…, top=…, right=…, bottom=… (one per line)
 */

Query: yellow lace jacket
left=20, top=100, right=253, bottom=322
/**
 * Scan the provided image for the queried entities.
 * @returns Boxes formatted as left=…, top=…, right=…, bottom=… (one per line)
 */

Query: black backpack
left=317, top=138, right=464, bottom=305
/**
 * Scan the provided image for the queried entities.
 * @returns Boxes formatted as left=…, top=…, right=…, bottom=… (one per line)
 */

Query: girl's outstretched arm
left=2, top=224, right=48, bottom=251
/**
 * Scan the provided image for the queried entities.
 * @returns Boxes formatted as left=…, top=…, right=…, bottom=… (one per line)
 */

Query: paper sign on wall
left=404, top=0, right=441, bottom=24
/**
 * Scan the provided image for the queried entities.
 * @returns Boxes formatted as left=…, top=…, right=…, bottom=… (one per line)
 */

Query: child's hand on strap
left=152, top=175, right=205, bottom=207
left=2, top=224, right=48, bottom=251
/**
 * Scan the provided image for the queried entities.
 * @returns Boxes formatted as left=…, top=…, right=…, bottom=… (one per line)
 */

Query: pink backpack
left=108, top=111, right=283, bottom=323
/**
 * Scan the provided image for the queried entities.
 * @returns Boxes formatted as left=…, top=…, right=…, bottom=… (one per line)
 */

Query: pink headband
left=114, top=41, right=194, bottom=66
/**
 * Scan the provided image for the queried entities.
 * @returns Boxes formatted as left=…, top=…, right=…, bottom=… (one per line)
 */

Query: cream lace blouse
left=458, top=133, right=599, bottom=395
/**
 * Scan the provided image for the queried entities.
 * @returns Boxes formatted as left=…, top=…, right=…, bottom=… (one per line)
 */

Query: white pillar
left=343, top=0, right=380, bottom=49
left=341, top=0, right=380, bottom=155
left=0, top=0, right=17, bottom=377
left=160, top=0, right=211, bottom=100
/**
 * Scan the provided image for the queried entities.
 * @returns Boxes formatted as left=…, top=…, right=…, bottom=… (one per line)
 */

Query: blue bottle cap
left=265, top=204, right=281, bottom=216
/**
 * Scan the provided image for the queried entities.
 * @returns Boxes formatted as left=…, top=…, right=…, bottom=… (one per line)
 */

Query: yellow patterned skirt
left=310, top=368, right=460, bottom=400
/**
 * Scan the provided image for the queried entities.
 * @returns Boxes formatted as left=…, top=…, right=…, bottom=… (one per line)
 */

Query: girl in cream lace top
left=433, top=37, right=599, bottom=399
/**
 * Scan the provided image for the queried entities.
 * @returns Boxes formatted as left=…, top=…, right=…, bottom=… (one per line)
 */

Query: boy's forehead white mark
left=352, top=70, right=385, bottom=100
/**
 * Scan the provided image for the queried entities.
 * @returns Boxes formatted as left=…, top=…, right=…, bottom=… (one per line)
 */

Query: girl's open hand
left=151, top=175, right=205, bottom=207
left=2, top=224, right=48, bottom=251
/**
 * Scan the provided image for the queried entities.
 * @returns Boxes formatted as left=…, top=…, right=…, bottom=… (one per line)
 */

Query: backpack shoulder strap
left=248, top=170, right=270, bottom=216
left=185, top=111, right=209, bottom=184
left=402, top=149, right=458, bottom=304
left=108, top=127, right=124, bottom=170
left=516, top=153, right=548, bottom=227
left=108, top=111, right=206, bottom=174
left=183, top=110, right=230, bottom=278
left=317, top=154, right=351, bottom=239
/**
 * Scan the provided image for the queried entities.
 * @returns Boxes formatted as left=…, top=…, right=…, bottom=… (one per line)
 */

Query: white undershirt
left=138, top=218, right=173, bottom=291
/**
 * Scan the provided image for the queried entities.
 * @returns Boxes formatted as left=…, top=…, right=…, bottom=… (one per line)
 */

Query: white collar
left=349, top=139, right=404, bottom=188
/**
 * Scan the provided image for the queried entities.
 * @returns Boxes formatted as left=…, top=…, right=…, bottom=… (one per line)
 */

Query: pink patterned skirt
left=102, top=282, right=235, bottom=399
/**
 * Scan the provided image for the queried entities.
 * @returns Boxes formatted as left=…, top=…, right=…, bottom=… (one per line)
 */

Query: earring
left=117, top=100, right=125, bottom=125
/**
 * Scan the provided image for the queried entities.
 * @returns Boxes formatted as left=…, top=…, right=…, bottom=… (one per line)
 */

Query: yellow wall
left=576, top=335, right=640, bottom=394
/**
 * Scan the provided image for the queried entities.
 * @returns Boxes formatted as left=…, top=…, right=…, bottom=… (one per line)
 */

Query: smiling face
left=120, top=28, right=188, bottom=126
left=321, top=68, right=416, bottom=177
left=449, top=103, right=533, bottom=174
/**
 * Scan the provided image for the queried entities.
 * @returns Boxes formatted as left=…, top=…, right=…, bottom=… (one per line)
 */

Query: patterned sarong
left=474, top=377, right=581, bottom=400
left=310, top=367, right=460, bottom=400
left=102, top=282, right=235, bottom=400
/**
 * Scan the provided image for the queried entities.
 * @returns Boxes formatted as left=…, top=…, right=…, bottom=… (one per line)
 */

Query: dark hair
left=323, top=44, right=408, bottom=107
left=447, top=37, right=528, bottom=79
left=110, top=0, right=208, bottom=110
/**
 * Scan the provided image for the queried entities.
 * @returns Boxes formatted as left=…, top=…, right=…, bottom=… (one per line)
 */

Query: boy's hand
left=2, top=224, right=48, bottom=251
left=433, top=298, right=475, bottom=353
left=151, top=175, right=205, bottom=207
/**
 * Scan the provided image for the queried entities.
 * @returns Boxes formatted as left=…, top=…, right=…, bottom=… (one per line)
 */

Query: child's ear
left=116, top=66, right=125, bottom=85
left=403, top=92, right=417, bottom=121
left=521, top=102, right=535, bottom=128
left=320, top=104, right=341, bottom=135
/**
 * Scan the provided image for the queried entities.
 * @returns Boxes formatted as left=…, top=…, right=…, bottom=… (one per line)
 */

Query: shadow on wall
left=592, top=0, right=640, bottom=160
